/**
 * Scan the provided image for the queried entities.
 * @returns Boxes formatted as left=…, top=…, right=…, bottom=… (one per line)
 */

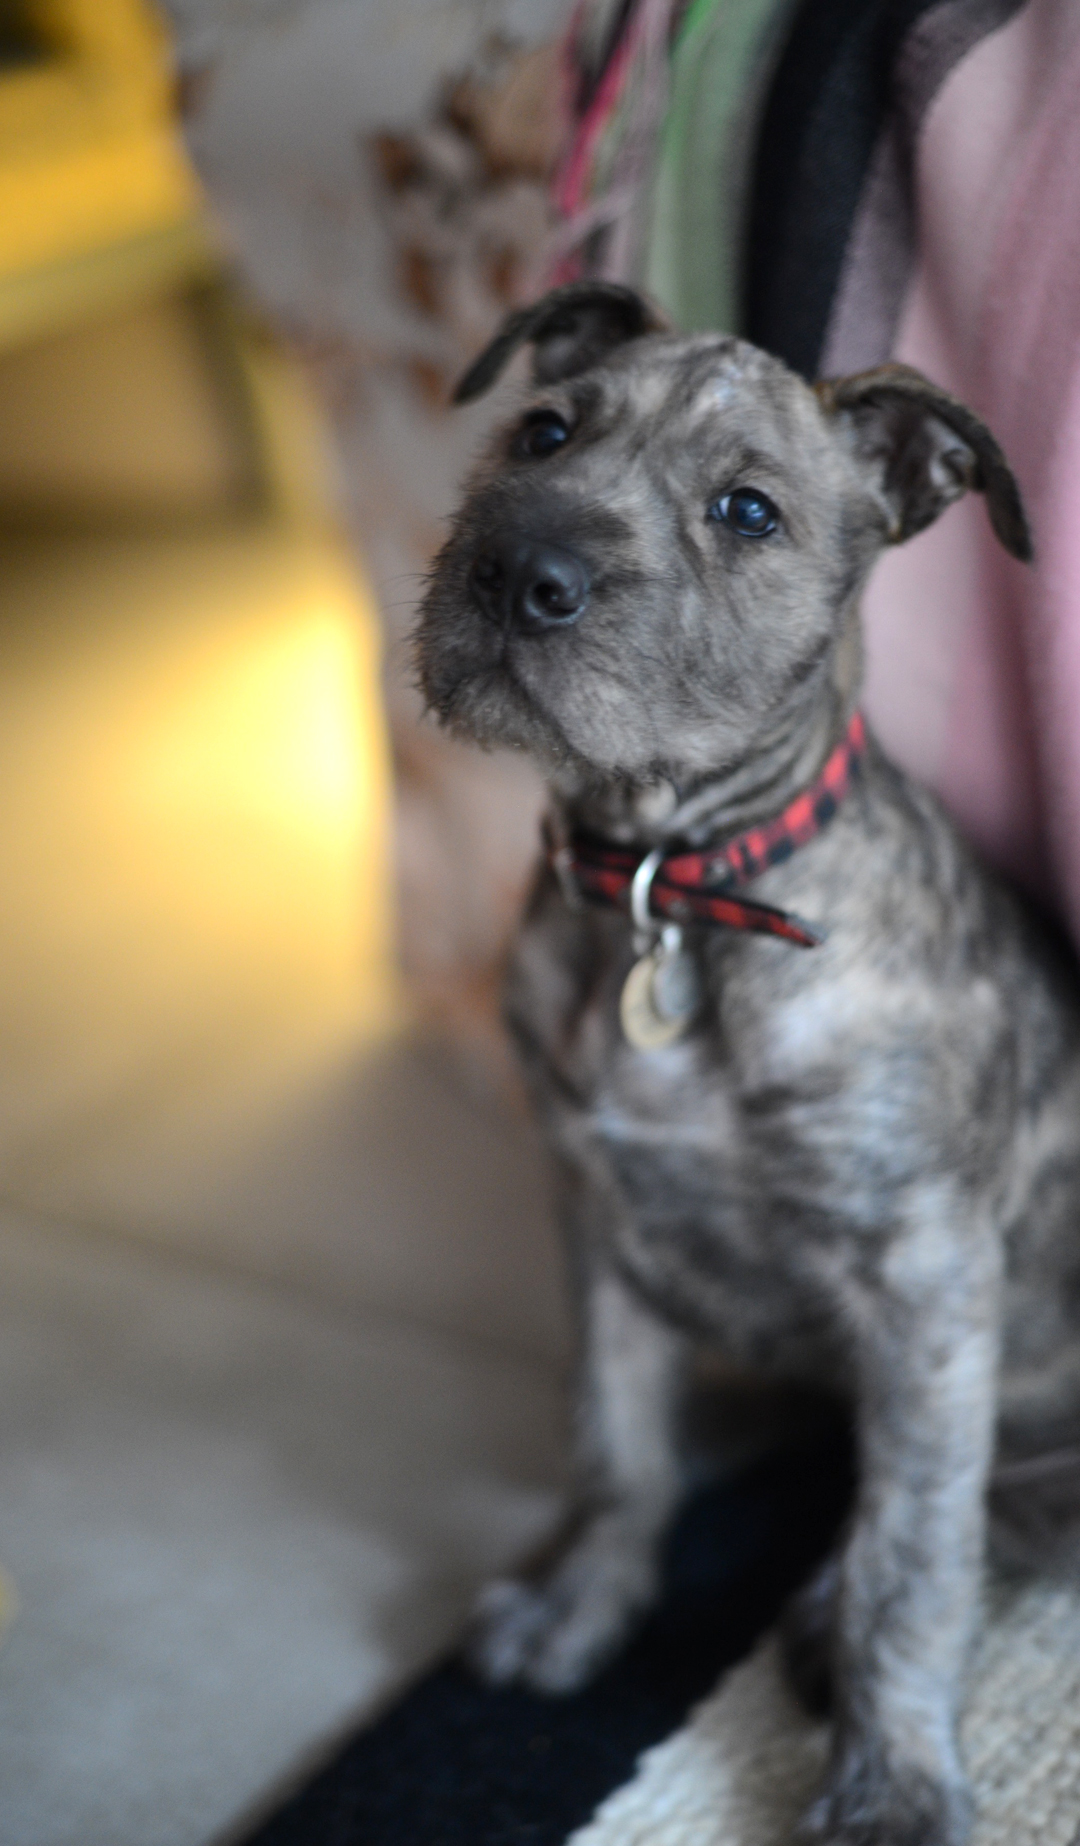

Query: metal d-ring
left=630, top=847, right=665, bottom=950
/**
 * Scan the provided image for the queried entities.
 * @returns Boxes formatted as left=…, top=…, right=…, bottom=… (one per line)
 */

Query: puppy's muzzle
left=468, top=535, right=589, bottom=635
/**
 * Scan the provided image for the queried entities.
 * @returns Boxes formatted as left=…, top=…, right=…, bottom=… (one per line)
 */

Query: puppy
left=417, top=282, right=1080, bottom=1846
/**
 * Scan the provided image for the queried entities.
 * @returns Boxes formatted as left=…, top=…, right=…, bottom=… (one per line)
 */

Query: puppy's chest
left=582, top=1054, right=840, bottom=1364
left=507, top=912, right=845, bottom=1366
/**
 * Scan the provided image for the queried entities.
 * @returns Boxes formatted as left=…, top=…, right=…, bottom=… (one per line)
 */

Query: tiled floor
left=0, top=1140, right=566, bottom=1846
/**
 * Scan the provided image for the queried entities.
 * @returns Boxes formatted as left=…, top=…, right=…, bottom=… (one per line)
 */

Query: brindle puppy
left=416, top=283, right=1080, bottom=1846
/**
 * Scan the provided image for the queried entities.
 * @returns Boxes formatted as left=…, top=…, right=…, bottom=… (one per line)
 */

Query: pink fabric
left=551, top=0, right=671, bottom=282
left=862, top=0, right=1080, bottom=932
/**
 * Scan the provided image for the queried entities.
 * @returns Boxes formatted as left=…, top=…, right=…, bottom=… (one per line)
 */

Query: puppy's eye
left=515, top=411, right=570, bottom=459
left=707, top=488, right=780, bottom=537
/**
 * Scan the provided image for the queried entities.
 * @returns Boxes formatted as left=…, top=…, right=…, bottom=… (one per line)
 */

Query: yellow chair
left=0, top=0, right=399, bottom=1239
left=0, top=0, right=206, bottom=348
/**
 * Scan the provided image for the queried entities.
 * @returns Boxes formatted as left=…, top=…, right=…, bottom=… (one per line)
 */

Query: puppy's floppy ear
left=452, top=282, right=671, bottom=404
left=816, top=363, right=1032, bottom=562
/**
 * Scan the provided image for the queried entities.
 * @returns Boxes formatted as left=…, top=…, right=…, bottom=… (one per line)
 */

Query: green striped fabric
left=641, top=0, right=796, bottom=333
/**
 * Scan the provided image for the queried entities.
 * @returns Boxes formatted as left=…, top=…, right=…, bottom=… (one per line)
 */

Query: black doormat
left=240, top=1428, right=852, bottom=1846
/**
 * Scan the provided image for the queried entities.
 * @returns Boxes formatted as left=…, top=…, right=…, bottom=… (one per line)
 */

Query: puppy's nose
left=469, top=537, right=589, bottom=634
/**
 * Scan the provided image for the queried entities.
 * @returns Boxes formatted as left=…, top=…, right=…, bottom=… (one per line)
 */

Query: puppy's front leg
left=471, top=1241, right=688, bottom=1693
left=804, top=1234, right=999, bottom=1846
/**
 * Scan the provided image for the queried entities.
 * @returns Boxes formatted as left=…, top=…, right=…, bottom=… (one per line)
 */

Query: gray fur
left=416, top=289, right=1079, bottom=1846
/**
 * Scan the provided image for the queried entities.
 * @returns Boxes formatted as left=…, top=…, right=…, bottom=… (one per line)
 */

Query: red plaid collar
left=551, top=711, right=866, bottom=948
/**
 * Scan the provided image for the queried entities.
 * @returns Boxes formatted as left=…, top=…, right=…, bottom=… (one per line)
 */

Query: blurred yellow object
left=0, top=0, right=401, bottom=1252
left=0, top=288, right=401, bottom=1234
left=0, top=39, right=404, bottom=1259
left=0, top=0, right=205, bottom=349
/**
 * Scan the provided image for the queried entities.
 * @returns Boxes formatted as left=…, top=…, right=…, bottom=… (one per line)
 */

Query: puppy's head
left=417, top=283, right=1030, bottom=787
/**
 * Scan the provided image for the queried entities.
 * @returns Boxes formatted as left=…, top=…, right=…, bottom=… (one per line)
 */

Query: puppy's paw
left=467, top=1579, right=560, bottom=1687
left=796, top=1760, right=973, bottom=1846
left=466, top=1519, right=658, bottom=1694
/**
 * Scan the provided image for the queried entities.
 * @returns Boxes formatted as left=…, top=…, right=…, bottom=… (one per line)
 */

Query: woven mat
left=569, top=1577, right=1080, bottom=1846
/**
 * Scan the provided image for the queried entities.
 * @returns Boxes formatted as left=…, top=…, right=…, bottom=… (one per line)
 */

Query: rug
left=241, top=1424, right=1080, bottom=1846
left=570, top=1575, right=1080, bottom=1846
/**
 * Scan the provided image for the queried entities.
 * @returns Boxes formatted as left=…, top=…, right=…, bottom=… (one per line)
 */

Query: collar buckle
left=629, top=846, right=664, bottom=950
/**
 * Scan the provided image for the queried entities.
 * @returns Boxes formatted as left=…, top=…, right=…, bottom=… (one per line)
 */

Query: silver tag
left=619, top=927, right=702, bottom=1049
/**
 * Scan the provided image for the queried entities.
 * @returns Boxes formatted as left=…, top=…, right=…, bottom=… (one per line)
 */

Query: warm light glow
left=135, top=600, right=371, bottom=847
left=0, top=523, right=400, bottom=1222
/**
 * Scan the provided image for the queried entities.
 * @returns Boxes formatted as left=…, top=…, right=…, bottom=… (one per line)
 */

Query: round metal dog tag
left=619, top=931, right=702, bottom=1050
